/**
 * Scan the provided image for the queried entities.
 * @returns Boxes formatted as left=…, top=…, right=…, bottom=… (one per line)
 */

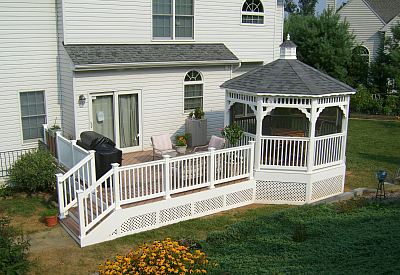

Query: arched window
left=184, top=70, right=203, bottom=112
left=353, top=46, right=370, bottom=63
left=242, top=0, right=264, bottom=25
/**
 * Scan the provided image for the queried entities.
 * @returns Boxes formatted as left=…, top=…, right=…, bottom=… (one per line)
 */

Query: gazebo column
left=224, top=92, right=230, bottom=127
left=305, top=99, right=318, bottom=202
left=340, top=96, right=351, bottom=164
left=254, top=96, right=264, bottom=171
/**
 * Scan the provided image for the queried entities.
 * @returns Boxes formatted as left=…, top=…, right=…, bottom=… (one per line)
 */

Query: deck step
left=59, top=216, right=80, bottom=245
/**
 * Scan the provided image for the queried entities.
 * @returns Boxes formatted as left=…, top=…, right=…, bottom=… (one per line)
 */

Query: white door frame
left=89, top=90, right=143, bottom=153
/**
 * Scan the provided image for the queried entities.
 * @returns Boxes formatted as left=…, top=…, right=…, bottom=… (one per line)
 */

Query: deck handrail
left=75, top=142, right=255, bottom=237
left=56, top=151, right=96, bottom=218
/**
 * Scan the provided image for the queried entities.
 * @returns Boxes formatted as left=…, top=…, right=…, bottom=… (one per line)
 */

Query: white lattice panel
left=194, top=196, right=223, bottom=215
left=311, top=176, right=343, bottom=201
left=226, top=188, right=254, bottom=206
left=160, top=204, right=192, bottom=224
left=120, top=212, right=157, bottom=234
left=255, top=181, right=306, bottom=202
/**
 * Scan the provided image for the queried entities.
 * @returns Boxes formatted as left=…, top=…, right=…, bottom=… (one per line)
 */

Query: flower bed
left=99, top=238, right=208, bottom=274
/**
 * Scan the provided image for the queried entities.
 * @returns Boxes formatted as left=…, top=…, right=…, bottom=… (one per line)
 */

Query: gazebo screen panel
left=262, top=108, right=309, bottom=137
left=315, top=107, right=343, bottom=137
left=231, top=102, right=256, bottom=134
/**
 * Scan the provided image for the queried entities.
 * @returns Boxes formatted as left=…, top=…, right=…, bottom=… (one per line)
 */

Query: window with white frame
left=20, top=91, right=46, bottom=141
left=242, top=0, right=264, bottom=24
left=153, top=0, right=194, bottom=40
left=184, top=70, right=203, bottom=112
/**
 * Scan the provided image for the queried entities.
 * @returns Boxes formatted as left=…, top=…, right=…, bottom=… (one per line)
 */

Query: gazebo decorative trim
left=221, top=35, right=356, bottom=205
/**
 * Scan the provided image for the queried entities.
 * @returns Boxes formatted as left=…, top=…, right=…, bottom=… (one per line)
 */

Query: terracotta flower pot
left=44, top=215, right=58, bottom=227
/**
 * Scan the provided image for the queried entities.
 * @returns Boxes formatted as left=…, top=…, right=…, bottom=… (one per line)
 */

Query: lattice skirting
left=311, top=175, right=343, bottom=202
left=255, top=180, right=307, bottom=204
left=80, top=183, right=256, bottom=246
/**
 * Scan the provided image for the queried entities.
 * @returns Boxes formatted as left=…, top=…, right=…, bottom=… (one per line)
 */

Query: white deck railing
left=259, top=136, right=309, bottom=170
left=314, top=133, right=345, bottom=169
left=56, top=151, right=96, bottom=218
left=238, top=132, right=256, bottom=147
left=76, top=143, right=255, bottom=237
left=56, top=133, right=91, bottom=170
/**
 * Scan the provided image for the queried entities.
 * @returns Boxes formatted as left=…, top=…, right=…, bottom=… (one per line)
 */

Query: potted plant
left=185, top=107, right=207, bottom=147
left=221, top=123, right=244, bottom=147
left=175, top=133, right=190, bottom=154
left=41, top=207, right=58, bottom=227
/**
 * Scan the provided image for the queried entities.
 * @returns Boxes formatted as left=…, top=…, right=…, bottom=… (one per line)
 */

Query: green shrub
left=350, top=86, right=383, bottom=114
left=9, top=149, right=57, bottom=194
left=0, top=216, right=30, bottom=274
left=221, top=123, right=244, bottom=147
left=383, top=95, right=400, bottom=116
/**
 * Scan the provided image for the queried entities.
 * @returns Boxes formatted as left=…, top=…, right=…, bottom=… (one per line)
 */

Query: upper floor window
left=184, top=70, right=203, bottom=112
left=153, top=0, right=194, bottom=40
left=242, top=0, right=264, bottom=25
left=20, top=91, right=46, bottom=141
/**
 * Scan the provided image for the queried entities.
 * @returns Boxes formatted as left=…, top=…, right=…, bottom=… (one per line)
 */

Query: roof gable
left=363, top=0, right=400, bottom=24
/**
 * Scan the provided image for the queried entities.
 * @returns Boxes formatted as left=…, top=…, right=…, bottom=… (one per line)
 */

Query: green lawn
left=346, top=119, right=400, bottom=189
left=204, top=198, right=400, bottom=274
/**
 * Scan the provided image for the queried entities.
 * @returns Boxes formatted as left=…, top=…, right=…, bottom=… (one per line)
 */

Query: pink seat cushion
left=208, top=135, right=225, bottom=150
left=151, top=134, right=173, bottom=151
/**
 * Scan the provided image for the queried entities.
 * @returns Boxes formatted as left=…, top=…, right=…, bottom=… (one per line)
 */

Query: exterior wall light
left=78, top=94, right=86, bottom=106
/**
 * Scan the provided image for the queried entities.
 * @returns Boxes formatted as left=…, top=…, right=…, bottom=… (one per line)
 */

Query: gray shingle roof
left=364, top=0, right=400, bottom=23
left=221, top=59, right=355, bottom=96
left=64, top=44, right=239, bottom=66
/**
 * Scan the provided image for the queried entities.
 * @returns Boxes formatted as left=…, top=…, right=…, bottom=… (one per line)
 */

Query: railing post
left=56, top=173, right=66, bottom=219
left=76, top=190, right=86, bottom=238
left=89, top=150, right=96, bottom=187
left=163, top=155, right=171, bottom=199
left=112, top=163, right=121, bottom=210
left=42, top=124, right=48, bottom=146
left=249, top=141, right=255, bottom=180
left=254, top=97, right=263, bottom=171
left=71, top=140, right=77, bottom=166
left=208, top=147, right=216, bottom=189
left=55, top=131, right=62, bottom=162
left=307, top=99, right=317, bottom=173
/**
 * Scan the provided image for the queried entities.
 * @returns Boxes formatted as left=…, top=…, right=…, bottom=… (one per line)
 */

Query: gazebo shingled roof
left=221, top=59, right=355, bottom=96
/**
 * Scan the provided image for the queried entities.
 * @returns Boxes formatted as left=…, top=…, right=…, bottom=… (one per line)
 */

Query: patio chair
left=150, top=134, right=177, bottom=160
left=193, top=135, right=225, bottom=152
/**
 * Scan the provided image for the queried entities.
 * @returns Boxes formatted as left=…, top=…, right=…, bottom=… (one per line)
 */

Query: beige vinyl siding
left=62, top=0, right=283, bottom=63
left=338, top=0, right=385, bottom=59
left=0, top=0, right=60, bottom=152
left=73, top=66, right=231, bottom=149
left=56, top=0, right=75, bottom=139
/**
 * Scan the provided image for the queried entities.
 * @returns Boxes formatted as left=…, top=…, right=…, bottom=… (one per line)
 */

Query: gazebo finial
left=279, top=33, right=297, bottom=60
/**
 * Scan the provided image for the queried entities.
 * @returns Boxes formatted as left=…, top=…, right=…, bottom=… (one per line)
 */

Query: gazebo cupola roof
left=221, top=35, right=356, bottom=97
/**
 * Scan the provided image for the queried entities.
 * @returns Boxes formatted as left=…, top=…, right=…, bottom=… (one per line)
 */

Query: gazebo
left=221, top=35, right=356, bottom=205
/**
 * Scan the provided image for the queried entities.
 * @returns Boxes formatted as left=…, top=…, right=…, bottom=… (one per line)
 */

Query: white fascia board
left=74, top=60, right=240, bottom=72
left=225, top=89, right=356, bottom=98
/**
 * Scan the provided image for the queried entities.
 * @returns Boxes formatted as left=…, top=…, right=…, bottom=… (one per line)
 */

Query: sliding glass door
left=90, top=91, right=141, bottom=152
left=118, top=94, right=139, bottom=148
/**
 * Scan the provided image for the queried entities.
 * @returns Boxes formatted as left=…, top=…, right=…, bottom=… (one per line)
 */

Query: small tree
left=298, top=0, right=318, bottom=15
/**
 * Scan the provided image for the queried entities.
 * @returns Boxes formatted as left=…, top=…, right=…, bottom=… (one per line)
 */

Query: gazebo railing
left=259, top=136, right=309, bottom=170
left=313, top=133, right=345, bottom=169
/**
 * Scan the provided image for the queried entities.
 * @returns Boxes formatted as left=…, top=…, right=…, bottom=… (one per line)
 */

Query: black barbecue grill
left=77, top=131, right=122, bottom=179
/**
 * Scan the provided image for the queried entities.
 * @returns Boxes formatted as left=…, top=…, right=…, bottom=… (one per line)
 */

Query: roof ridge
left=295, top=60, right=355, bottom=91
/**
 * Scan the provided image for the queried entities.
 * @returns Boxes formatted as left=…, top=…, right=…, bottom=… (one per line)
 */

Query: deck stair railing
left=56, top=152, right=96, bottom=218
left=76, top=142, right=255, bottom=238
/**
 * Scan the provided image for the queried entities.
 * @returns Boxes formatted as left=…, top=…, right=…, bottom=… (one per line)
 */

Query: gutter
left=74, top=59, right=240, bottom=72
